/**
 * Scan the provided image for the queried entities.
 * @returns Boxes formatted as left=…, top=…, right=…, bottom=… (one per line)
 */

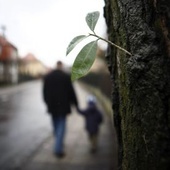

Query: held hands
left=76, top=106, right=82, bottom=114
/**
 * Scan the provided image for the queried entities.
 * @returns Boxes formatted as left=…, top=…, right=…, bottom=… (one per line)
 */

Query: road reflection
left=0, top=80, right=51, bottom=170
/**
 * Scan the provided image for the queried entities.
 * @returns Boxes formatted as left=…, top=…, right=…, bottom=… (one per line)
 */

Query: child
left=77, top=95, right=103, bottom=153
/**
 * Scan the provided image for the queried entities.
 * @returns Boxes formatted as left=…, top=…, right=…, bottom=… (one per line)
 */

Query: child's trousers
left=89, top=133, right=98, bottom=152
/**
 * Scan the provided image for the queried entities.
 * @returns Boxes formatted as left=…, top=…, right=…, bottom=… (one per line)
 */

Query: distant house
left=18, top=53, right=48, bottom=80
left=0, top=35, right=18, bottom=84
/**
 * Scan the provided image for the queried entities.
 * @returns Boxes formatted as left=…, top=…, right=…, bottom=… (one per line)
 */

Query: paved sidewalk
left=21, top=83, right=118, bottom=170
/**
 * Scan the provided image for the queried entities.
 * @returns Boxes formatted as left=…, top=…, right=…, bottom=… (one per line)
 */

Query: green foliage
left=66, top=35, right=87, bottom=56
left=71, top=40, right=98, bottom=81
left=85, top=11, right=100, bottom=32
left=66, top=11, right=131, bottom=81
left=66, top=11, right=100, bottom=81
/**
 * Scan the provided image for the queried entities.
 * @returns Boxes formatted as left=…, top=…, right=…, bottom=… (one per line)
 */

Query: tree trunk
left=104, top=0, right=170, bottom=169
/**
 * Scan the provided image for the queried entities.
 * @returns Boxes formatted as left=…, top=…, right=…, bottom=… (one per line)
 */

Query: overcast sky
left=0, top=0, right=107, bottom=67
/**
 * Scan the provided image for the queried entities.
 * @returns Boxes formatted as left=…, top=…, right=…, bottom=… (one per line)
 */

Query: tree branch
left=89, top=33, right=132, bottom=56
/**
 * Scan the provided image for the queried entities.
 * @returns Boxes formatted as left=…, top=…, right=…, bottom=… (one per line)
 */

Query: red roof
left=0, top=35, right=18, bottom=61
left=21, top=53, right=39, bottom=63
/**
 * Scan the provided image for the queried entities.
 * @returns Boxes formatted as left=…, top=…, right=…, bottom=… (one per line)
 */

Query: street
left=0, top=80, right=51, bottom=170
left=0, top=80, right=117, bottom=170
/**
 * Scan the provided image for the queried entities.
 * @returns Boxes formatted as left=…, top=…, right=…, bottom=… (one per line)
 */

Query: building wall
left=0, top=35, right=18, bottom=84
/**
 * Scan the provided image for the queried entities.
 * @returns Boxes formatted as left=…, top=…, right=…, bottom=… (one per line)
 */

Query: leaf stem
left=89, top=33, right=132, bottom=56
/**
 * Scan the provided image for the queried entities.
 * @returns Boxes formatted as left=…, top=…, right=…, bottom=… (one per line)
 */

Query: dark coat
left=43, top=69, right=78, bottom=116
left=78, top=104, right=103, bottom=134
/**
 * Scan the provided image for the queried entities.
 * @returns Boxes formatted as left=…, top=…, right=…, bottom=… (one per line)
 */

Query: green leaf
left=71, top=40, right=98, bottom=81
left=66, top=35, right=87, bottom=55
left=85, top=11, right=100, bottom=32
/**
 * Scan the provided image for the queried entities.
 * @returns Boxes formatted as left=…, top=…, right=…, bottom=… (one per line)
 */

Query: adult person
left=43, top=61, right=78, bottom=158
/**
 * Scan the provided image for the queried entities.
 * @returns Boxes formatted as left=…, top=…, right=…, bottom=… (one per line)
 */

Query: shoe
left=55, top=152, right=65, bottom=158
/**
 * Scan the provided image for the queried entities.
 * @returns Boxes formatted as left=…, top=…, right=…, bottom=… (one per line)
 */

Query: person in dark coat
left=77, top=95, right=103, bottom=153
left=43, top=61, right=78, bottom=158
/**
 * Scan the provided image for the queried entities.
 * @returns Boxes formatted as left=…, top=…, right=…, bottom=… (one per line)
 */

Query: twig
left=89, top=33, right=132, bottom=56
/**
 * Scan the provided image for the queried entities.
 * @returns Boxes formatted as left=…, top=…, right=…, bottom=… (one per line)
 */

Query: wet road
left=0, top=80, right=52, bottom=170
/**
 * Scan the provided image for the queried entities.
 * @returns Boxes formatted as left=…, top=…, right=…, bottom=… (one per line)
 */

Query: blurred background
left=0, top=0, right=111, bottom=101
left=0, top=0, right=117, bottom=170
left=0, top=0, right=107, bottom=68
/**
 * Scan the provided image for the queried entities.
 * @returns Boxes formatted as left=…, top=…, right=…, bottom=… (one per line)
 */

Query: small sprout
left=66, top=11, right=131, bottom=81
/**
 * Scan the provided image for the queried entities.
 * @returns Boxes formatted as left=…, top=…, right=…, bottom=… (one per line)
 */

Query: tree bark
left=104, top=0, right=170, bottom=169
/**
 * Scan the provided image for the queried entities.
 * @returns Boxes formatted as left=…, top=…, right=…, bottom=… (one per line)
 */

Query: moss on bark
left=104, top=0, right=170, bottom=169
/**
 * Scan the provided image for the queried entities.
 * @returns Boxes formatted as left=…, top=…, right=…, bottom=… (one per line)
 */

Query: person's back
left=43, top=61, right=78, bottom=116
left=43, top=61, right=78, bottom=158
left=77, top=96, right=103, bottom=153
left=80, top=102, right=103, bottom=134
